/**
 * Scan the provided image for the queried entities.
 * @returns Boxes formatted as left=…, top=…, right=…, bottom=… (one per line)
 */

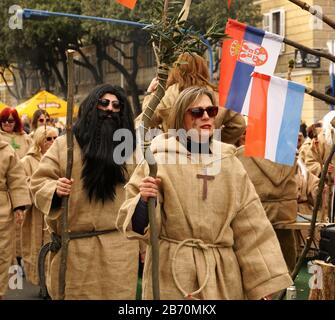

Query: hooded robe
left=30, top=135, right=139, bottom=299
left=0, top=140, right=31, bottom=296
left=117, top=134, right=292, bottom=300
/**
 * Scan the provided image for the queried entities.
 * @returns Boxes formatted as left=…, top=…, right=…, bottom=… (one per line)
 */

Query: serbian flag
left=116, top=0, right=137, bottom=9
left=245, top=72, right=305, bottom=166
left=219, top=19, right=283, bottom=114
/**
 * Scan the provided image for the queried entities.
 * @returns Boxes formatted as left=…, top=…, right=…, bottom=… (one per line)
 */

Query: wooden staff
left=142, top=0, right=193, bottom=300
left=58, top=49, right=75, bottom=300
left=289, top=0, right=335, bottom=30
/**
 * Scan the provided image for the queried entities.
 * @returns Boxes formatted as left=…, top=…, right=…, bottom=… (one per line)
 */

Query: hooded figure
left=30, top=84, right=139, bottom=300
left=305, top=111, right=335, bottom=178
left=118, top=86, right=292, bottom=300
left=0, top=139, right=31, bottom=298
left=236, top=146, right=298, bottom=273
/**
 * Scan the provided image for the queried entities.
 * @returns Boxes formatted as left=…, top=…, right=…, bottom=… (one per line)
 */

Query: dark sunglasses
left=39, top=118, right=50, bottom=123
left=97, top=99, right=121, bottom=109
left=46, top=136, right=57, bottom=142
left=2, top=119, right=15, bottom=124
left=187, top=106, right=219, bottom=118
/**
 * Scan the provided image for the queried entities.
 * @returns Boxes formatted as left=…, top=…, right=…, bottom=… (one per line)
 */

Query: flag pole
left=289, top=0, right=335, bottom=30
left=305, top=87, right=335, bottom=105
left=283, top=37, right=335, bottom=63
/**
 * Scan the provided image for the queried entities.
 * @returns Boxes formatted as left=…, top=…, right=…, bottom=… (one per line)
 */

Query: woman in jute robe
left=20, top=126, right=59, bottom=286
left=0, top=107, right=33, bottom=262
left=0, top=107, right=32, bottom=159
left=136, top=52, right=246, bottom=145
left=0, top=139, right=31, bottom=299
left=117, top=86, right=292, bottom=300
left=30, top=84, right=139, bottom=300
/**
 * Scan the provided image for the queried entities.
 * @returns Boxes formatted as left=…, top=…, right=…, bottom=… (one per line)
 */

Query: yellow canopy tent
left=15, top=90, right=78, bottom=119
left=0, top=101, right=10, bottom=110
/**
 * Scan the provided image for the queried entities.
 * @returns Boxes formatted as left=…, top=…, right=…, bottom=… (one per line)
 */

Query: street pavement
left=4, top=277, right=41, bottom=300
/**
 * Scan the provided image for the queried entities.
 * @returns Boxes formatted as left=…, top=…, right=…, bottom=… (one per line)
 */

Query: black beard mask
left=80, top=109, right=127, bottom=203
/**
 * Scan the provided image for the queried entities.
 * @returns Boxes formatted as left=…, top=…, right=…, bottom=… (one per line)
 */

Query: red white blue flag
left=244, top=72, right=305, bottom=166
left=219, top=19, right=283, bottom=114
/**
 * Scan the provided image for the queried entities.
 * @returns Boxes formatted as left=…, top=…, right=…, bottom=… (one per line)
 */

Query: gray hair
left=168, top=86, right=216, bottom=130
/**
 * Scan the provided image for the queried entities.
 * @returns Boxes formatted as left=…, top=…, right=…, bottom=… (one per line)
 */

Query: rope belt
left=38, top=229, right=115, bottom=299
left=160, top=236, right=226, bottom=300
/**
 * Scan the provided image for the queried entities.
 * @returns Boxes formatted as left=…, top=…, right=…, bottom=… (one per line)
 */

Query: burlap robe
left=20, top=152, right=50, bottom=285
left=299, top=137, right=312, bottom=164
left=236, top=147, right=299, bottom=273
left=136, top=84, right=246, bottom=145
left=0, top=140, right=31, bottom=296
left=117, top=134, right=292, bottom=300
left=0, top=130, right=32, bottom=258
left=304, top=132, right=335, bottom=221
left=30, top=136, right=139, bottom=300
left=296, top=159, right=320, bottom=217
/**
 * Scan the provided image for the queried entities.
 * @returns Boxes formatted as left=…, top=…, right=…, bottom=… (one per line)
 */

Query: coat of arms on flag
left=219, top=19, right=283, bottom=114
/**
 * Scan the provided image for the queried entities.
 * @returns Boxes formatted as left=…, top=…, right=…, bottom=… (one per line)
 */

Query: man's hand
left=139, top=176, right=161, bottom=202
left=14, top=209, right=25, bottom=224
left=56, top=177, right=74, bottom=197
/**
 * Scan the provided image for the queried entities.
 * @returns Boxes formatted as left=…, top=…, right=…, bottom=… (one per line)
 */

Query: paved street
left=4, top=277, right=41, bottom=300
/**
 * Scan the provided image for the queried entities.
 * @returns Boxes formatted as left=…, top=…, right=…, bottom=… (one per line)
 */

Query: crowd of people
left=1, top=52, right=334, bottom=300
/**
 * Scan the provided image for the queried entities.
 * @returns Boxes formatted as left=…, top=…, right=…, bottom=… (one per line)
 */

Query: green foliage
left=0, top=0, right=262, bottom=101
left=188, top=0, right=262, bottom=34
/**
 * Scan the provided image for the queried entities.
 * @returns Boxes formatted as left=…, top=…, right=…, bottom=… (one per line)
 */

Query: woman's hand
left=139, top=176, right=161, bottom=202
left=147, top=77, right=158, bottom=93
left=14, top=209, right=25, bottom=224
left=56, top=177, right=74, bottom=197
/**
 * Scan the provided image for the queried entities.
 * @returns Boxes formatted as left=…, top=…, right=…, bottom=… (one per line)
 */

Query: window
left=263, top=9, right=285, bottom=53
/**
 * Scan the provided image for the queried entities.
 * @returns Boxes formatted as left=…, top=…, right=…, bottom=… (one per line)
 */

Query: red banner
left=228, top=0, right=232, bottom=9
left=116, top=0, right=137, bottom=10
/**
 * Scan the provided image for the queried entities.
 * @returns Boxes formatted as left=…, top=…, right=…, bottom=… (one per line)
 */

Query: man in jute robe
left=30, top=84, right=139, bottom=300
left=117, top=133, right=292, bottom=300
left=0, top=139, right=31, bottom=299
left=236, top=147, right=298, bottom=273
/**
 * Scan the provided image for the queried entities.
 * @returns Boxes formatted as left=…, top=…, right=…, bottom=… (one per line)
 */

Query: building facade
left=255, top=0, right=335, bottom=125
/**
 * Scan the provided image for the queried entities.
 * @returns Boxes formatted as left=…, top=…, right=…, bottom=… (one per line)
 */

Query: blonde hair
left=166, top=52, right=216, bottom=92
left=28, top=126, right=59, bottom=157
left=168, top=86, right=216, bottom=131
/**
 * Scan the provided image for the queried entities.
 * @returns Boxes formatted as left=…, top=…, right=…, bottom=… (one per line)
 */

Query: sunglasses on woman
left=39, top=118, right=51, bottom=123
left=187, top=106, right=219, bottom=118
left=2, top=119, right=15, bottom=124
left=46, top=136, right=57, bottom=142
left=97, top=99, right=121, bottom=109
